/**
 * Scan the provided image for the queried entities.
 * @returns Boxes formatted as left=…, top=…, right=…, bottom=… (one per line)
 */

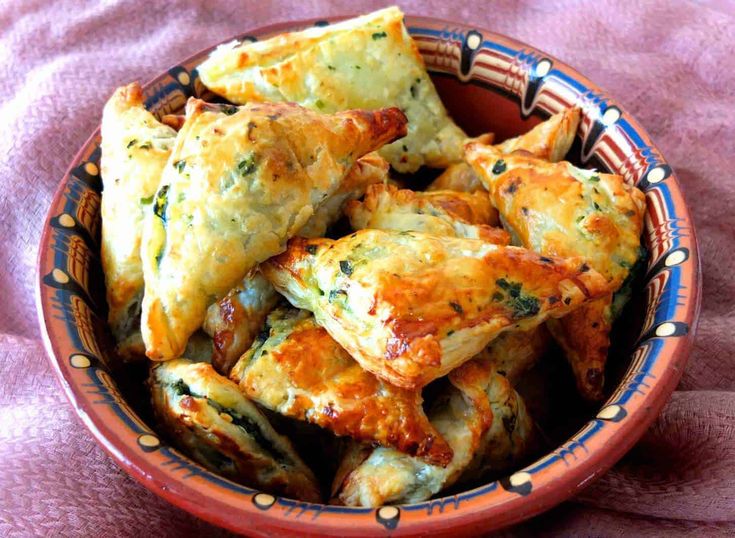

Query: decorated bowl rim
left=36, top=12, right=701, bottom=537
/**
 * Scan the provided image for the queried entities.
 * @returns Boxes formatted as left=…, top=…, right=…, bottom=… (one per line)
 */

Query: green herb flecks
left=153, top=185, right=170, bottom=224
left=449, top=302, right=464, bottom=315
left=127, top=139, right=137, bottom=149
left=328, top=289, right=348, bottom=303
left=339, top=260, right=353, bottom=276
left=492, top=159, right=507, bottom=175
left=372, top=31, right=387, bottom=40
left=170, top=379, right=191, bottom=396
left=495, top=278, right=540, bottom=319
left=174, top=159, right=186, bottom=173
left=140, top=194, right=154, bottom=205
left=237, top=154, right=257, bottom=176
left=221, top=105, right=238, bottom=115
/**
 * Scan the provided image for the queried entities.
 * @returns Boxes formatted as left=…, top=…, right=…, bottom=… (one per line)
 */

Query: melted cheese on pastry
left=196, top=7, right=467, bottom=172
left=149, top=359, right=320, bottom=501
left=140, top=99, right=406, bottom=360
left=100, top=82, right=177, bottom=359
left=230, top=306, right=453, bottom=466
left=262, top=229, right=610, bottom=388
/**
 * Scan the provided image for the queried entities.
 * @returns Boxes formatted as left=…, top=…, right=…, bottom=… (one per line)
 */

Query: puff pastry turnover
left=100, top=82, right=178, bottom=359
left=196, top=7, right=467, bottom=172
left=203, top=154, right=389, bottom=375
left=140, top=99, right=406, bottom=360
left=149, top=359, right=320, bottom=501
left=427, top=107, right=581, bottom=193
left=333, top=360, right=532, bottom=506
left=465, top=142, right=645, bottom=399
left=230, top=306, right=453, bottom=466
left=345, top=183, right=504, bottom=241
left=262, top=229, right=610, bottom=388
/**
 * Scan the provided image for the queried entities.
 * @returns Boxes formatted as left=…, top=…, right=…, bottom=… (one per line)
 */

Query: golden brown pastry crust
left=345, top=183, right=506, bottom=242
left=203, top=154, right=389, bottom=375
left=475, top=325, right=551, bottom=385
left=466, top=140, right=645, bottom=399
left=196, top=7, right=467, bottom=172
left=149, top=359, right=321, bottom=501
left=100, top=82, right=178, bottom=359
left=495, top=107, right=581, bottom=162
left=140, top=99, right=407, bottom=361
left=262, top=229, right=611, bottom=389
left=333, top=361, right=532, bottom=506
left=230, top=306, right=453, bottom=466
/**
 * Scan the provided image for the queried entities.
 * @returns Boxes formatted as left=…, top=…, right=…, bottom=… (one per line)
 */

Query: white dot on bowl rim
left=597, top=405, right=621, bottom=420
left=178, top=72, right=190, bottom=85
left=254, top=492, right=275, bottom=506
left=70, top=354, right=91, bottom=368
left=138, top=434, right=160, bottom=448
left=665, top=250, right=686, bottom=267
left=378, top=506, right=399, bottom=519
left=466, top=33, right=481, bottom=50
left=601, top=107, right=621, bottom=126
left=84, top=162, right=99, bottom=176
left=535, top=59, right=551, bottom=77
left=52, top=268, right=69, bottom=284
left=58, top=214, right=75, bottom=228
left=656, top=322, right=676, bottom=337
left=647, top=167, right=666, bottom=183
left=509, top=471, right=531, bottom=487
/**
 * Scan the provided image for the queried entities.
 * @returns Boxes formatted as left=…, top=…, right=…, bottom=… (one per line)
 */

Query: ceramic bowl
left=36, top=14, right=701, bottom=537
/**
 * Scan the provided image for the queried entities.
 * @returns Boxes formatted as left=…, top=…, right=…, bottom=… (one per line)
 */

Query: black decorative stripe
left=637, top=164, right=673, bottom=190
left=648, top=247, right=690, bottom=275
left=50, top=215, right=98, bottom=252
left=460, top=30, right=483, bottom=77
left=581, top=105, right=621, bottom=162
left=167, top=66, right=195, bottom=95
left=42, top=271, right=98, bottom=311
left=71, top=150, right=102, bottom=191
left=521, top=58, right=552, bottom=118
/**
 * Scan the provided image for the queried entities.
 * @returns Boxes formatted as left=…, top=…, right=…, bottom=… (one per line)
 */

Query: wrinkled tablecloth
left=1, top=0, right=733, bottom=536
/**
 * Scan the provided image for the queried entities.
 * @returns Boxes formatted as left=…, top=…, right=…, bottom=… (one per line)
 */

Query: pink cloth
left=1, top=0, right=733, bottom=535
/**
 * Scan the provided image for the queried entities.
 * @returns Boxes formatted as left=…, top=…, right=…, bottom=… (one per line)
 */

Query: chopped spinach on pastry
left=149, top=358, right=321, bottom=501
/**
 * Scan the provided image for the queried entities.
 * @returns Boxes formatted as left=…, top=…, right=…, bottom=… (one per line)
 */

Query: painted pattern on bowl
left=36, top=15, right=700, bottom=537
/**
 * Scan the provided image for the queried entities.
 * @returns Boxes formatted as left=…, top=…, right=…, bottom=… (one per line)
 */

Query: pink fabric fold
left=1, top=0, right=733, bottom=535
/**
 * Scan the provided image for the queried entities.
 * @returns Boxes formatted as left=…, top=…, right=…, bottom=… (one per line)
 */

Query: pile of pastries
left=99, top=7, right=646, bottom=506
